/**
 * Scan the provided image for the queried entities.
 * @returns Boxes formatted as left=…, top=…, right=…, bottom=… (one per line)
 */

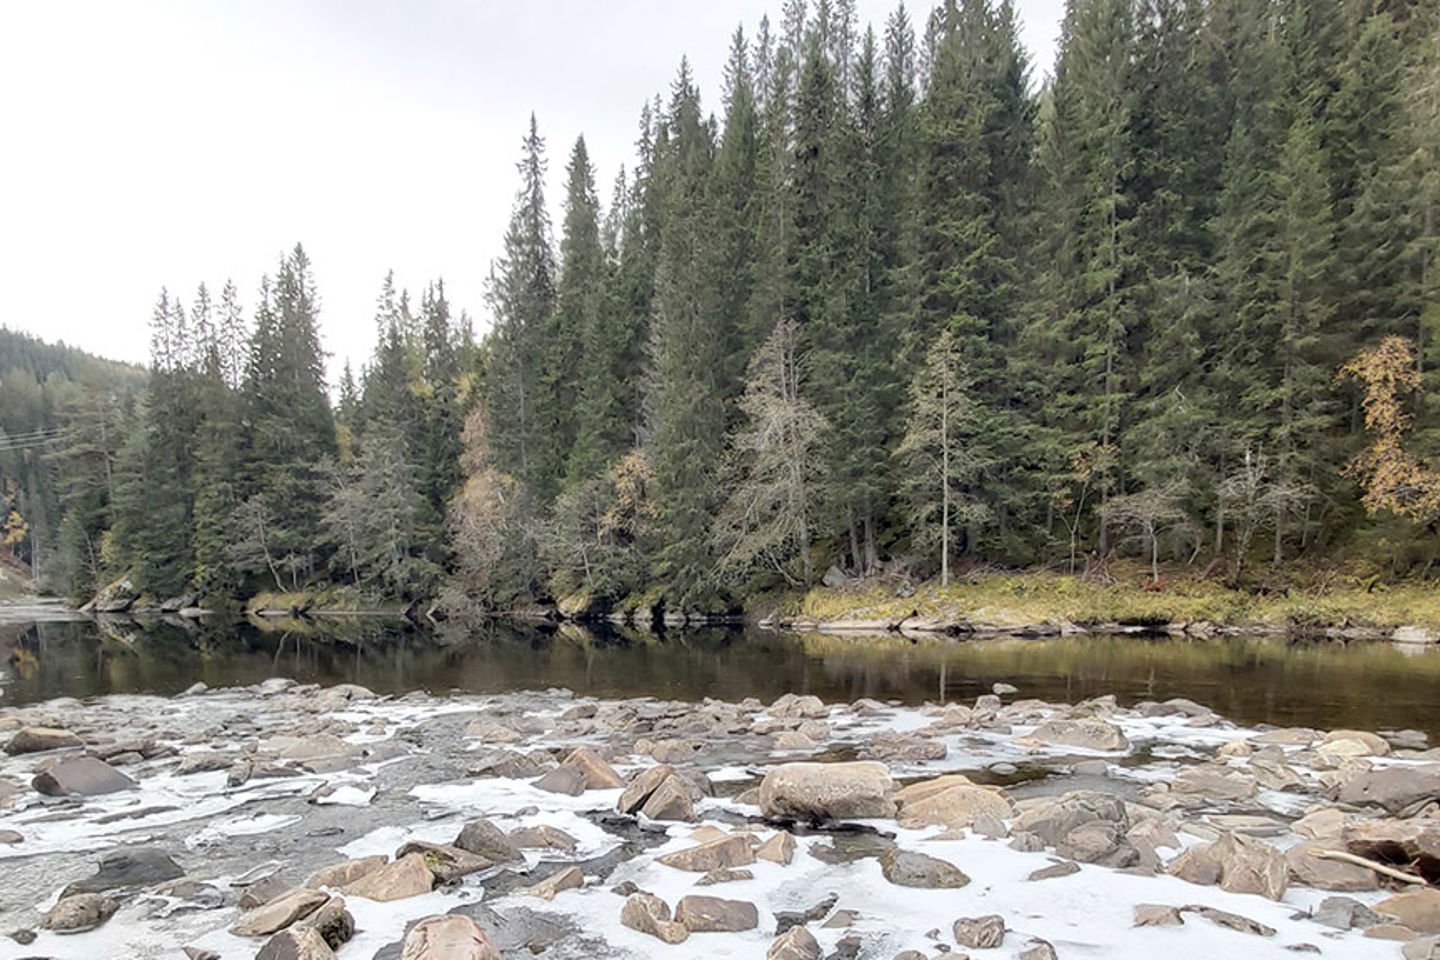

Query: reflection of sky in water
left=3, top=618, right=1440, bottom=736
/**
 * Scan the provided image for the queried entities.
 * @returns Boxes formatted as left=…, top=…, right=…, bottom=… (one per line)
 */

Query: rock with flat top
left=879, top=849, right=969, bottom=888
left=394, top=842, right=491, bottom=884
left=1023, top=718, right=1129, bottom=752
left=658, top=834, right=756, bottom=872
left=307, top=857, right=387, bottom=889
left=1333, top=765, right=1440, bottom=814
left=1377, top=889, right=1440, bottom=934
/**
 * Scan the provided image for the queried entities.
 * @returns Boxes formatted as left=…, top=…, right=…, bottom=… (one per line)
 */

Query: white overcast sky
left=0, top=0, right=1063, bottom=381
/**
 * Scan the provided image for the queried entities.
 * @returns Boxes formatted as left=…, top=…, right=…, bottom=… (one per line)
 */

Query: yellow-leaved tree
left=1339, top=336, right=1440, bottom=521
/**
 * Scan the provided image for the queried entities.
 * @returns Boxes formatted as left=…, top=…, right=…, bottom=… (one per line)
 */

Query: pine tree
left=555, top=138, right=607, bottom=483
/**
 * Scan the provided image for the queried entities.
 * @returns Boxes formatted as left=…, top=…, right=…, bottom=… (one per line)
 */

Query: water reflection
left=2, top=617, right=1439, bottom=737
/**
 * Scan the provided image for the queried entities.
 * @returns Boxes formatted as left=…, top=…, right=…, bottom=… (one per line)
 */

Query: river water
left=3, top=616, right=1439, bottom=737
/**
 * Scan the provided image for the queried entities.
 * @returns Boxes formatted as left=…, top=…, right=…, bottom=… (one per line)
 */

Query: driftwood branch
left=1310, top=848, right=1427, bottom=885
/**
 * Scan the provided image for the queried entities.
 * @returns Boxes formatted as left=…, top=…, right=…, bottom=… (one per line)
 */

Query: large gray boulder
left=33, top=757, right=136, bottom=797
left=1023, top=718, right=1130, bottom=752
left=1332, top=765, right=1440, bottom=814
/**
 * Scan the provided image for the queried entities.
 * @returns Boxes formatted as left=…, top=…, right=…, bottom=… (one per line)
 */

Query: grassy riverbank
left=782, top=566, right=1440, bottom=634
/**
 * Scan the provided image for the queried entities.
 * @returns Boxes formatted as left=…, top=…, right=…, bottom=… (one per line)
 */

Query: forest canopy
left=4, top=0, right=1439, bottom=614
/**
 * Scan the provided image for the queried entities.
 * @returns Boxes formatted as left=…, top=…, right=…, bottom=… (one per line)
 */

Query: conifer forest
left=3, top=0, right=1440, bottom=615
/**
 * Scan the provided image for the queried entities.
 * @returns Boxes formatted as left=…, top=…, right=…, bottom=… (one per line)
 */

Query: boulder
left=1169, top=833, right=1288, bottom=900
left=296, top=896, right=353, bottom=949
left=400, top=915, right=502, bottom=960
left=756, top=832, right=796, bottom=865
left=770, top=693, right=829, bottom=719
left=61, top=848, right=185, bottom=897
left=394, top=842, right=492, bottom=884
left=1377, top=889, right=1440, bottom=934
left=1332, top=765, right=1440, bottom=814
left=5, top=726, right=82, bottom=755
left=621, top=892, right=689, bottom=944
left=1286, top=840, right=1379, bottom=892
left=1133, top=904, right=1184, bottom=927
left=639, top=776, right=696, bottom=821
left=879, top=849, right=969, bottom=888
left=520, top=866, right=584, bottom=900
left=340, top=853, right=434, bottom=901
left=1058, top=821, right=1135, bottom=867
left=617, top=764, right=677, bottom=814
left=42, top=894, right=118, bottom=933
left=1012, top=791, right=1130, bottom=862
left=1022, top=718, right=1130, bottom=752
left=1171, top=764, right=1258, bottom=801
left=658, top=834, right=756, bottom=872
left=454, top=818, right=524, bottom=863
left=509, top=825, right=578, bottom=852
left=1313, top=896, right=1383, bottom=931
left=897, top=780, right=1012, bottom=829
left=953, top=915, right=1006, bottom=948
left=561, top=746, right=624, bottom=790
left=1322, top=729, right=1391, bottom=756
left=33, top=757, right=137, bottom=796
left=1180, top=905, right=1275, bottom=937
left=256, top=927, right=337, bottom=960
left=231, top=888, right=329, bottom=937
left=533, top=765, right=586, bottom=796
left=307, top=857, right=388, bottom=889
left=675, top=895, right=760, bottom=932
left=463, top=717, right=523, bottom=743
left=769, top=926, right=822, bottom=960
left=759, top=762, right=897, bottom=820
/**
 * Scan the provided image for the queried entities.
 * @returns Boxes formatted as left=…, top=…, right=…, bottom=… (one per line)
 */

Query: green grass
left=787, top=566, right=1440, bottom=631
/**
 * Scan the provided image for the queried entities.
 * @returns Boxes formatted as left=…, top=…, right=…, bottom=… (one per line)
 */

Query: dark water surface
left=3, top=616, right=1439, bottom=737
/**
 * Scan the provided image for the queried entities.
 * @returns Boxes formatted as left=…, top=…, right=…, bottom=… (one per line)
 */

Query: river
left=3, top=616, right=1438, bottom=737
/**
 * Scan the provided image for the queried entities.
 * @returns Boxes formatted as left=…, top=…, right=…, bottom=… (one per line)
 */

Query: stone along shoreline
left=0, top=680, right=1436, bottom=958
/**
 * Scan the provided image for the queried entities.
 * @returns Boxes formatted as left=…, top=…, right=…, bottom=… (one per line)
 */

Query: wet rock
left=62, top=847, right=185, bottom=897
left=1376, top=889, right=1440, bottom=934
left=697, top=867, right=755, bottom=885
left=33, top=756, right=137, bottom=796
left=521, top=865, right=584, bottom=900
left=760, top=761, right=897, bottom=820
left=533, top=764, right=586, bottom=796
left=1028, top=860, right=1081, bottom=881
left=775, top=894, right=839, bottom=934
left=395, top=842, right=493, bottom=884
left=10, top=929, right=37, bottom=945
left=400, top=915, right=502, bottom=959
left=1180, top=905, right=1275, bottom=937
left=1286, top=839, right=1378, bottom=891
left=509, top=824, right=578, bottom=853
left=953, top=914, right=1006, bottom=948
left=621, top=892, right=690, bottom=943
left=1313, top=895, right=1383, bottom=931
left=561, top=746, right=624, bottom=789
left=769, top=926, right=822, bottom=960
left=5, top=725, right=83, bottom=755
left=675, top=895, right=760, bottom=932
left=1022, top=718, right=1129, bottom=752
left=454, top=818, right=524, bottom=863
left=43, top=894, right=118, bottom=933
left=256, top=926, right=337, bottom=960
left=232, top=888, right=329, bottom=937
left=757, top=831, right=796, bottom=865
left=1333, top=764, right=1440, bottom=814
left=307, top=857, right=388, bottom=890
left=658, top=833, right=756, bottom=872
left=879, top=849, right=969, bottom=888
left=341, top=853, right=434, bottom=901
left=1133, top=904, right=1184, bottom=927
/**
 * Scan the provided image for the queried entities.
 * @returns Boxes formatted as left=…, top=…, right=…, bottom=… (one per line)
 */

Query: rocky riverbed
left=0, top=680, right=1436, bottom=959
